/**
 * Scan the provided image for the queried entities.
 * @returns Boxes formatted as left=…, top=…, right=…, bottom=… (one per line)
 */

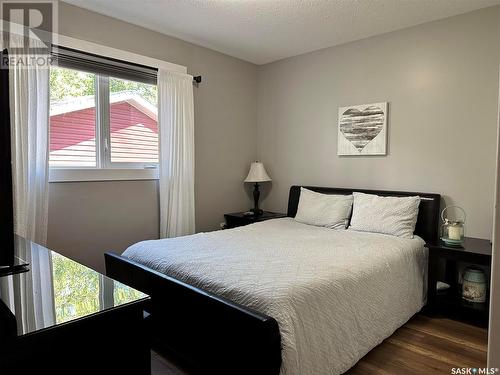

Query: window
left=109, top=77, right=158, bottom=164
left=49, top=47, right=158, bottom=171
left=49, top=67, right=97, bottom=167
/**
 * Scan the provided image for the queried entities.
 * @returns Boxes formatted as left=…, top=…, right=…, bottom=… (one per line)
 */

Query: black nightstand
left=224, top=211, right=287, bottom=229
left=426, top=237, right=492, bottom=327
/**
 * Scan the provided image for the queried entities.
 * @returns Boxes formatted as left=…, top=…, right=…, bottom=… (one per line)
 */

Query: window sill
left=49, top=168, right=159, bottom=183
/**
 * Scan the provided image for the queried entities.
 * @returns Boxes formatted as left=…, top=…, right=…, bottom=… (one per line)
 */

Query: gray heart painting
left=338, top=102, right=387, bottom=155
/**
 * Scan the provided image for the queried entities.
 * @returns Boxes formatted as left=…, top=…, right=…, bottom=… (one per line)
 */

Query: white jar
left=462, top=267, right=487, bottom=303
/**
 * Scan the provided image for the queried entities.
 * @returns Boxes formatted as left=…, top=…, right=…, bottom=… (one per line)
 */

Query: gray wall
left=48, top=181, right=159, bottom=270
left=257, top=7, right=500, bottom=240
left=48, top=3, right=258, bottom=272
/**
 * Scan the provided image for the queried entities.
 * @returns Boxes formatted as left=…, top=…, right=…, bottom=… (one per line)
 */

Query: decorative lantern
left=440, top=206, right=466, bottom=246
left=462, top=267, right=487, bottom=303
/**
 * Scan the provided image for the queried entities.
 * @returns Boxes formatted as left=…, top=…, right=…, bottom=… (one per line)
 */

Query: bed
left=105, top=186, right=441, bottom=374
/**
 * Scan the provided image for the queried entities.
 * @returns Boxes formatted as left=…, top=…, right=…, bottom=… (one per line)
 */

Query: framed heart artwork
left=337, top=102, right=388, bottom=156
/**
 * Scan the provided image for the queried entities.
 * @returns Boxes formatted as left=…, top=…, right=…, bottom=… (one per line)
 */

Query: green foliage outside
left=50, top=66, right=158, bottom=106
left=114, top=283, right=145, bottom=306
left=52, top=253, right=145, bottom=323
left=50, top=67, right=95, bottom=101
left=110, top=77, right=157, bottom=106
left=52, top=253, right=99, bottom=323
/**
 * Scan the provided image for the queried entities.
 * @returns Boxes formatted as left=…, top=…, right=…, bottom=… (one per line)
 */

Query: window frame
left=49, top=167, right=159, bottom=183
left=49, top=64, right=160, bottom=182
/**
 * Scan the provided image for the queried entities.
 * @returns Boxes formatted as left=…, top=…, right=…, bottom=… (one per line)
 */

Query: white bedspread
left=123, top=218, right=427, bottom=375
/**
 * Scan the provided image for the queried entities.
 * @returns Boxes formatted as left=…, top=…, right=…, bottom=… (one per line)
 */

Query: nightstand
left=224, top=211, right=287, bottom=229
left=426, top=238, right=492, bottom=327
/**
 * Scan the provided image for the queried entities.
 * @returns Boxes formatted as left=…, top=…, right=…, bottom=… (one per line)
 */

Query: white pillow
left=349, top=192, right=420, bottom=238
left=294, top=188, right=353, bottom=229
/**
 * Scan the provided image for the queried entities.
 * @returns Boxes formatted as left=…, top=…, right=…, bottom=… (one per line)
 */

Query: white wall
left=488, top=58, right=500, bottom=368
left=48, top=3, right=258, bottom=272
left=488, top=145, right=500, bottom=367
left=257, top=7, right=500, bottom=240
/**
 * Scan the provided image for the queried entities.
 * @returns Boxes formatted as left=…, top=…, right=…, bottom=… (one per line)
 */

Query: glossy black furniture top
left=224, top=211, right=287, bottom=229
left=427, top=237, right=492, bottom=257
left=224, top=211, right=287, bottom=221
left=0, top=235, right=149, bottom=337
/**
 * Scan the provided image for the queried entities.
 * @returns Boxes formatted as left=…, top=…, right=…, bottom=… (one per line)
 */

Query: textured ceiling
left=62, top=0, right=500, bottom=65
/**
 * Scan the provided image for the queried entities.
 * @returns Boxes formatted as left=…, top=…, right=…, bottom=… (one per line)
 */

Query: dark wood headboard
left=287, top=186, right=441, bottom=243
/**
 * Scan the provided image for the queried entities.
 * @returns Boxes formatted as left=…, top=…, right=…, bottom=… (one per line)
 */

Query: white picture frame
left=337, top=102, right=388, bottom=156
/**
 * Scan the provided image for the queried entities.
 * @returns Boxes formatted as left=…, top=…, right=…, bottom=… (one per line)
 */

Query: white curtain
left=7, top=35, right=50, bottom=245
left=157, top=70, right=195, bottom=238
left=0, top=238, right=56, bottom=333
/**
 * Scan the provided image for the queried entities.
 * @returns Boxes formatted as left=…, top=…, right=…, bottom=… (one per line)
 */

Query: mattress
left=123, top=217, right=427, bottom=375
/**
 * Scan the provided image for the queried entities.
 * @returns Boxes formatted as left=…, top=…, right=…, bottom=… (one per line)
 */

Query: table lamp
left=244, top=161, right=271, bottom=216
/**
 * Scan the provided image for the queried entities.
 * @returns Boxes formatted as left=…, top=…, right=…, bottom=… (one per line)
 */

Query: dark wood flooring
left=346, top=315, right=488, bottom=374
left=152, top=314, right=488, bottom=374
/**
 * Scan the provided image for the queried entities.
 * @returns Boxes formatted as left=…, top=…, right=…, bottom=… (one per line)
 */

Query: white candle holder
left=440, top=205, right=466, bottom=247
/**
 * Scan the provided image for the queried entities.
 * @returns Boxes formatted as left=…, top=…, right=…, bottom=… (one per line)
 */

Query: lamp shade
left=244, top=162, right=271, bottom=183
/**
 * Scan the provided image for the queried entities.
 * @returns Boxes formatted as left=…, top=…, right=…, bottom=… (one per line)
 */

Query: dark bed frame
left=105, top=185, right=441, bottom=374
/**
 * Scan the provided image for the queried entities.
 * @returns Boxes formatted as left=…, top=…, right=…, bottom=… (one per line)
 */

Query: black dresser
left=0, top=236, right=151, bottom=374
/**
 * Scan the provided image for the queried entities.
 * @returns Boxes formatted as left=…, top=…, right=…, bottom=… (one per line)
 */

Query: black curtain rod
left=52, top=44, right=202, bottom=85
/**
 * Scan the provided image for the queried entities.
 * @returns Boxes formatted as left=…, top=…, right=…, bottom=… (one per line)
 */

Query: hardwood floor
left=151, top=314, right=488, bottom=375
left=346, top=315, right=488, bottom=374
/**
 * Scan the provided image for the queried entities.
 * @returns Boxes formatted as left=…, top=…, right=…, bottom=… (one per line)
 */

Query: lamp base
left=250, top=208, right=263, bottom=216
left=252, top=183, right=263, bottom=216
